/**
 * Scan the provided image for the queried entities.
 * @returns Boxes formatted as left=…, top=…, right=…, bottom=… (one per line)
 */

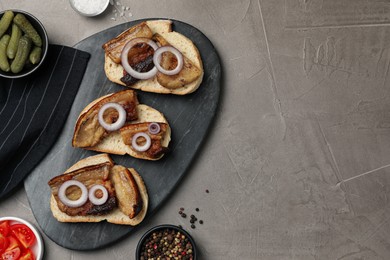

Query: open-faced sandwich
left=102, top=20, right=204, bottom=95
left=48, top=154, right=147, bottom=225
left=72, top=89, right=171, bottom=160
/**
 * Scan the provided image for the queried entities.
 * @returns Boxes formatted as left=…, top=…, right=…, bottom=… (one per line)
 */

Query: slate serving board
left=24, top=19, right=221, bottom=250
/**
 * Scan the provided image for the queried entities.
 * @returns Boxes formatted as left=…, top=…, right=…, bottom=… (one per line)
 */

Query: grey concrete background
left=1, top=0, right=390, bottom=259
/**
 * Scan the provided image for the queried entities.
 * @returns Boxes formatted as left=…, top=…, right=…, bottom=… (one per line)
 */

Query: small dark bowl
left=0, top=10, right=48, bottom=79
left=136, top=224, right=197, bottom=260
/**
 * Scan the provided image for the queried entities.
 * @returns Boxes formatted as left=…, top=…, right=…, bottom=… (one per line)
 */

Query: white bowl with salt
left=69, top=0, right=110, bottom=17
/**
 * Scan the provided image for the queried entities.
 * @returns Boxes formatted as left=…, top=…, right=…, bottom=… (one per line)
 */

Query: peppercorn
left=139, top=228, right=194, bottom=259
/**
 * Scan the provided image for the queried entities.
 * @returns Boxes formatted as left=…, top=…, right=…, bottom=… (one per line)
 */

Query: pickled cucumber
left=0, top=11, right=14, bottom=39
left=0, top=34, right=11, bottom=72
left=13, top=13, right=42, bottom=47
left=10, top=35, right=32, bottom=73
left=7, top=23, right=22, bottom=59
left=29, top=46, right=42, bottom=65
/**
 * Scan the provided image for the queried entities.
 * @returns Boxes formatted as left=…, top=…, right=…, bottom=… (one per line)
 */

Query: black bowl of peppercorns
left=136, top=224, right=197, bottom=260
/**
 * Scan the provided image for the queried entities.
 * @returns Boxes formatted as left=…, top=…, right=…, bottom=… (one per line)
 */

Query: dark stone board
left=24, top=19, right=221, bottom=250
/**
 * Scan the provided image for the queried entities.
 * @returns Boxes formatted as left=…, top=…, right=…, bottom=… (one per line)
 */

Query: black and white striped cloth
left=0, top=44, right=90, bottom=199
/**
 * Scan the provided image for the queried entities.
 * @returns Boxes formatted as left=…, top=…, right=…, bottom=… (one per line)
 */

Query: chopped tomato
left=0, top=234, right=9, bottom=254
left=1, top=247, right=21, bottom=260
left=0, top=222, right=10, bottom=237
left=10, top=225, right=35, bottom=249
left=4, top=237, right=19, bottom=252
left=19, top=248, right=34, bottom=260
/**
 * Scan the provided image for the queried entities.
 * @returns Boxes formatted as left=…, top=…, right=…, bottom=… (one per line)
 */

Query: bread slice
left=49, top=154, right=148, bottom=225
left=72, top=90, right=171, bottom=160
left=104, top=20, right=203, bottom=95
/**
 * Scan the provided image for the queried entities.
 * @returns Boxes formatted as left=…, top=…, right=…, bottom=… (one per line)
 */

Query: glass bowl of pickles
left=0, top=10, right=48, bottom=79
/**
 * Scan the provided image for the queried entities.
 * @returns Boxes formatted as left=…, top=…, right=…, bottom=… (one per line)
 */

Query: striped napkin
left=0, top=44, right=90, bottom=199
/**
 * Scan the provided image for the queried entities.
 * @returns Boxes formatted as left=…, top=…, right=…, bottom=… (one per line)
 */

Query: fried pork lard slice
left=120, top=122, right=169, bottom=159
left=48, top=163, right=116, bottom=216
left=72, top=90, right=139, bottom=148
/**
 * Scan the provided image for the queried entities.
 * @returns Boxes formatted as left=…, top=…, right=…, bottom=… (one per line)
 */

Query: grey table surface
left=1, top=0, right=390, bottom=259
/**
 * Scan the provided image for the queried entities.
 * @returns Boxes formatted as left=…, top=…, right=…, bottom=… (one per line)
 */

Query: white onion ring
left=132, top=132, right=152, bottom=152
left=98, top=102, right=127, bottom=131
left=121, top=38, right=159, bottom=80
left=58, top=180, right=88, bottom=208
left=153, top=46, right=184, bottom=76
left=148, top=122, right=161, bottom=135
left=88, top=185, right=108, bottom=206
